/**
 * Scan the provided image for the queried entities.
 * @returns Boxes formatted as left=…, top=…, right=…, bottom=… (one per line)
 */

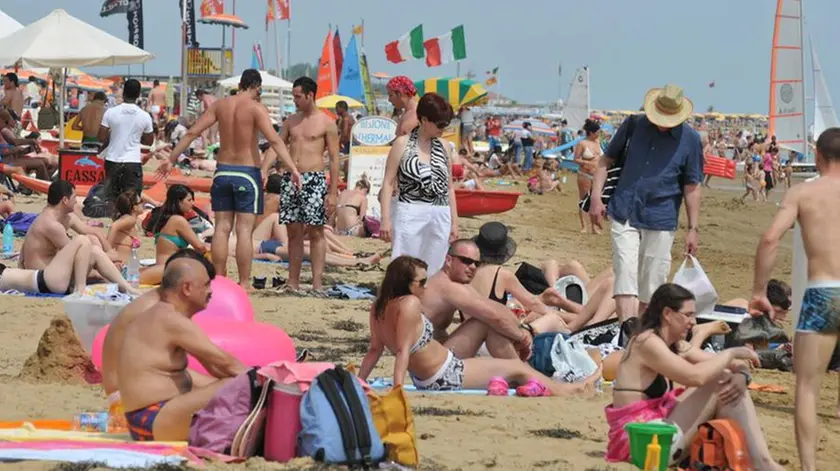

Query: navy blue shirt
left=605, top=115, right=703, bottom=231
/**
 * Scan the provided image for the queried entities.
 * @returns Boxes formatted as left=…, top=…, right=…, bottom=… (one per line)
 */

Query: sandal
left=487, top=376, right=509, bottom=396
left=515, top=379, right=552, bottom=397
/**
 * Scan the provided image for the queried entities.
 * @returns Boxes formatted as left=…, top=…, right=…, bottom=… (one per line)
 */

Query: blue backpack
left=298, top=366, right=386, bottom=467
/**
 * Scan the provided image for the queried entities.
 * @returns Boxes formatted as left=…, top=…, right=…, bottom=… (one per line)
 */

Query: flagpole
left=286, top=1, right=292, bottom=79
left=274, top=19, right=282, bottom=74
left=180, top=0, right=188, bottom=117
left=361, top=18, right=365, bottom=49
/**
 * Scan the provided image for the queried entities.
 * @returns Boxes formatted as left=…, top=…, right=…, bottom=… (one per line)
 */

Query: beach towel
left=258, top=361, right=336, bottom=393
left=327, top=284, right=374, bottom=300
left=369, top=377, right=515, bottom=396
left=254, top=259, right=310, bottom=267
left=604, top=388, right=684, bottom=463
left=0, top=289, right=65, bottom=298
left=0, top=448, right=184, bottom=468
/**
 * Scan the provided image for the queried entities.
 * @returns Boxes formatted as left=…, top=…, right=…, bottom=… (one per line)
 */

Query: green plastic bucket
left=625, top=422, right=678, bottom=471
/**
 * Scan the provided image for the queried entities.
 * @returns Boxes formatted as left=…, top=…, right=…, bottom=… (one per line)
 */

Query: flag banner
left=100, top=0, right=132, bottom=17
left=384, top=25, right=424, bottom=64
left=180, top=0, right=199, bottom=47
left=127, top=0, right=144, bottom=49
left=423, top=25, right=466, bottom=67
left=352, top=24, right=364, bottom=35
left=200, top=0, right=224, bottom=18
left=486, top=76, right=498, bottom=86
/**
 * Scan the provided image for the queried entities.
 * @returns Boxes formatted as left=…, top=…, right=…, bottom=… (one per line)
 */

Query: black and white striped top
left=397, top=128, right=450, bottom=206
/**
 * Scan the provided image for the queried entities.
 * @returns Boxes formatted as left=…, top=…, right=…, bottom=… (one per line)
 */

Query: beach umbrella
left=372, top=72, right=390, bottom=79
left=0, top=9, right=23, bottom=40
left=0, top=9, right=153, bottom=146
left=503, top=119, right=555, bottom=137
left=316, top=94, right=364, bottom=109
left=414, top=77, right=488, bottom=110
left=197, top=13, right=249, bottom=29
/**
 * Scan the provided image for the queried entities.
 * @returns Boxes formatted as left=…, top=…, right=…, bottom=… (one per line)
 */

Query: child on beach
left=750, top=127, right=840, bottom=471
left=740, top=161, right=759, bottom=202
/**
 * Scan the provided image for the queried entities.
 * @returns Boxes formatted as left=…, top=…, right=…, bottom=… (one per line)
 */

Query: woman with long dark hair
left=379, top=92, right=458, bottom=275
left=140, top=184, right=208, bottom=285
left=605, top=283, right=783, bottom=470
left=358, top=256, right=591, bottom=396
left=106, top=190, right=145, bottom=263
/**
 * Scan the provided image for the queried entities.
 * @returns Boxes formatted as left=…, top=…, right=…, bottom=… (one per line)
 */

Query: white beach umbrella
left=0, top=9, right=154, bottom=145
left=0, top=9, right=24, bottom=39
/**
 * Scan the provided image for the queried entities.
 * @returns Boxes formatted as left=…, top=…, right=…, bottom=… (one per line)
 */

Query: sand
left=1, top=179, right=839, bottom=470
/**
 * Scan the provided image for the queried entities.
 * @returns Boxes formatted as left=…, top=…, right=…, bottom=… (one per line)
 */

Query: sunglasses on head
left=452, top=254, right=481, bottom=267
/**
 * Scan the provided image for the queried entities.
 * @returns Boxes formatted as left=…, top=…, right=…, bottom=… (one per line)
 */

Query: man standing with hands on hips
left=160, top=69, right=300, bottom=291
left=279, top=77, right=340, bottom=293
left=589, top=84, right=704, bottom=345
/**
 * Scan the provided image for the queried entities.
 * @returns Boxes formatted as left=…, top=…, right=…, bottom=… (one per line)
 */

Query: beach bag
left=298, top=366, right=386, bottom=467
left=733, top=314, right=788, bottom=348
left=672, top=256, right=719, bottom=315
left=367, top=385, right=418, bottom=466
left=579, top=114, right=640, bottom=212
left=686, top=419, right=752, bottom=471
left=1, top=212, right=37, bottom=235
left=550, top=334, right=598, bottom=383
left=189, top=367, right=270, bottom=457
left=82, top=183, right=112, bottom=219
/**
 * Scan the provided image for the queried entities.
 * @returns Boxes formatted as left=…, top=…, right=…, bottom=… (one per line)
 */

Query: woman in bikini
left=107, top=191, right=145, bottom=263
left=573, top=119, right=603, bottom=234
left=333, top=178, right=370, bottom=237
left=140, top=185, right=208, bottom=286
left=0, top=235, right=139, bottom=295
left=358, top=255, right=590, bottom=396
left=605, top=283, right=783, bottom=470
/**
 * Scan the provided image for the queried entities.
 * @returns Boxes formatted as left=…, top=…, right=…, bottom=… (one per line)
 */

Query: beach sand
left=0, top=177, right=838, bottom=470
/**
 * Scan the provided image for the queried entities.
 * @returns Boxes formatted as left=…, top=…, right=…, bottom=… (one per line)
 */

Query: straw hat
left=643, top=84, right=694, bottom=128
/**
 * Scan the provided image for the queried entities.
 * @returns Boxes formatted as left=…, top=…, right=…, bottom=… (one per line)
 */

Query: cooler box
left=63, top=293, right=131, bottom=353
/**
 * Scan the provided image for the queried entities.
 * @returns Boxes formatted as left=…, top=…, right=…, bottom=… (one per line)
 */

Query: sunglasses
left=435, top=120, right=450, bottom=130
left=452, top=254, right=481, bottom=267
left=414, top=277, right=428, bottom=288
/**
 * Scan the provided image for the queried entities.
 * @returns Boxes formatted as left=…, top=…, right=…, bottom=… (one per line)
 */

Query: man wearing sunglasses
left=422, top=239, right=533, bottom=362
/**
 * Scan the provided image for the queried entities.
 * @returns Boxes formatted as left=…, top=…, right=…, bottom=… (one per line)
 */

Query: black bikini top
left=488, top=267, right=508, bottom=305
left=614, top=373, right=674, bottom=399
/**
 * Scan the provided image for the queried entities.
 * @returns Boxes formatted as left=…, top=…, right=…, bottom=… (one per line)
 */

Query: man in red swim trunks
left=117, top=256, right=248, bottom=442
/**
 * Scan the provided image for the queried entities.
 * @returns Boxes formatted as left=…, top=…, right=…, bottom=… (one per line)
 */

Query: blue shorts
left=528, top=332, right=571, bottom=377
left=796, top=282, right=840, bottom=334
left=210, top=164, right=264, bottom=214
left=259, top=239, right=283, bottom=255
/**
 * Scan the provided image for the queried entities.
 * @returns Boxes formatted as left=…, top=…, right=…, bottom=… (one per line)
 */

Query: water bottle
left=506, top=293, right=525, bottom=319
left=2, top=221, right=13, bottom=254
left=126, top=248, right=140, bottom=288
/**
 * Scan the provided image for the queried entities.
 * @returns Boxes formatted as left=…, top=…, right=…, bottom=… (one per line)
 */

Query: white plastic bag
left=550, top=334, right=598, bottom=383
left=672, top=255, right=719, bottom=315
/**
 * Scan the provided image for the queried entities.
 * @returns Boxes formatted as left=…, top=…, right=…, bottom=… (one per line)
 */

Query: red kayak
left=455, top=190, right=521, bottom=217
left=13, top=174, right=92, bottom=197
left=165, top=174, right=348, bottom=194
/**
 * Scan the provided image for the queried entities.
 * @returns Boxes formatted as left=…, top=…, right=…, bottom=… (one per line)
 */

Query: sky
left=2, top=0, right=840, bottom=114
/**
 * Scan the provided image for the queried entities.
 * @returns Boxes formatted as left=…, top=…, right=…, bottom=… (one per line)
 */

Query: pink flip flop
left=486, top=376, right=509, bottom=396
left=515, top=379, right=552, bottom=397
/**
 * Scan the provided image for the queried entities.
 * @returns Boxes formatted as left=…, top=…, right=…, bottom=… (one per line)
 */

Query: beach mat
left=254, top=259, right=311, bottom=267
left=0, top=447, right=184, bottom=468
left=369, top=377, right=515, bottom=396
left=0, top=290, right=65, bottom=298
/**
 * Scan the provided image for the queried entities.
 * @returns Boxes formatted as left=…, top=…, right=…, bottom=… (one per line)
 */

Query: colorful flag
left=252, top=42, right=264, bottom=70
left=200, top=0, right=224, bottom=18
left=486, top=67, right=499, bottom=76
left=423, top=25, right=466, bottom=67
left=486, top=76, right=498, bottom=86
left=384, top=25, right=424, bottom=64
left=352, top=24, right=364, bottom=35
left=265, top=0, right=290, bottom=30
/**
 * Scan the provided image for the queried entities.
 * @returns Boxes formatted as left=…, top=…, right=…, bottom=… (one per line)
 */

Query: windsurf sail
left=338, top=34, right=364, bottom=103
left=316, top=29, right=337, bottom=99
left=564, top=66, right=590, bottom=131
left=360, top=51, right=376, bottom=115
left=768, top=0, right=806, bottom=156
left=811, top=40, right=839, bottom=141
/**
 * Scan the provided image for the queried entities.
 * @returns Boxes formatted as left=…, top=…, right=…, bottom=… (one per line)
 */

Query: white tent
left=219, top=70, right=292, bottom=122
left=0, top=9, right=24, bottom=39
left=0, top=9, right=154, bottom=145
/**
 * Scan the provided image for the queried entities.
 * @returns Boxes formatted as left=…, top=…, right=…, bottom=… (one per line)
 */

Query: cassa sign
left=351, top=117, right=397, bottom=147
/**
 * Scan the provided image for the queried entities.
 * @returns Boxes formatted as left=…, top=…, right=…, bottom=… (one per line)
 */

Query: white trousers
left=611, top=220, right=676, bottom=303
left=391, top=201, right=452, bottom=275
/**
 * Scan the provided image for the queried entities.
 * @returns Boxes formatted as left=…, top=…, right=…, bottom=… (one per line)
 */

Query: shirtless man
left=72, top=91, right=107, bottom=144
left=100, top=249, right=214, bottom=411
left=161, top=69, right=300, bottom=290
left=336, top=100, right=355, bottom=155
left=386, top=76, right=419, bottom=136
left=749, top=127, right=840, bottom=471
left=148, top=80, right=166, bottom=124
left=422, top=239, right=532, bottom=361
left=20, top=180, right=115, bottom=271
left=118, top=256, right=247, bottom=442
left=279, top=76, right=340, bottom=291
left=195, top=90, right=218, bottom=148
left=1, top=73, right=24, bottom=119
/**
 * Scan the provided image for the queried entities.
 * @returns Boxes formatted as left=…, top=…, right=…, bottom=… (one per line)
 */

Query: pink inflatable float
left=194, top=276, right=255, bottom=323
left=91, top=318, right=296, bottom=375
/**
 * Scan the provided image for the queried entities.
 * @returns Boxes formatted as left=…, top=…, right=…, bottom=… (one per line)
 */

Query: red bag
left=687, top=419, right=753, bottom=471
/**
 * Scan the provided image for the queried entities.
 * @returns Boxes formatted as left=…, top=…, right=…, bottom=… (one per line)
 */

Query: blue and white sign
left=352, top=117, right=397, bottom=147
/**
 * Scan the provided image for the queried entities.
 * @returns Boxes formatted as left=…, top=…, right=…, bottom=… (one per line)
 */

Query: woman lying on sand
left=0, top=236, right=139, bottom=295
left=605, top=283, right=784, bottom=470
left=141, top=185, right=208, bottom=285
left=359, top=255, right=595, bottom=396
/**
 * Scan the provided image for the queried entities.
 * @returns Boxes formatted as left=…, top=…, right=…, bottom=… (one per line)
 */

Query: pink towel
left=257, top=361, right=335, bottom=393
left=603, top=388, right=684, bottom=463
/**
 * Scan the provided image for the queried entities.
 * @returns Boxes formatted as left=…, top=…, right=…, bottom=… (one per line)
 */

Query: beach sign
left=348, top=117, right=398, bottom=216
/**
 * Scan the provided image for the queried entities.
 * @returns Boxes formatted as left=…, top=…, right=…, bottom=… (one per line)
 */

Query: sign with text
left=59, top=149, right=105, bottom=186
left=348, top=145, right=390, bottom=217
left=187, top=48, right=233, bottom=77
left=351, top=116, right=397, bottom=147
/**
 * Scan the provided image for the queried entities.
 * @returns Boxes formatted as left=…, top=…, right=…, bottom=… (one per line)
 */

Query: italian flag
left=384, top=25, right=425, bottom=64
left=424, top=25, right=466, bottom=67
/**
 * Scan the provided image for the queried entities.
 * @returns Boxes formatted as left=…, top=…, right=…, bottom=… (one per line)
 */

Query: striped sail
left=768, top=0, right=806, bottom=156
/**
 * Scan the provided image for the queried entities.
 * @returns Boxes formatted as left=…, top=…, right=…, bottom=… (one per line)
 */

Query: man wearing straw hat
left=589, top=84, right=704, bottom=344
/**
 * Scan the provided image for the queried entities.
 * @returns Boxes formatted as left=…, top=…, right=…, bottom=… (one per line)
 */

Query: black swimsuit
left=614, top=373, right=674, bottom=399
left=489, top=267, right=509, bottom=305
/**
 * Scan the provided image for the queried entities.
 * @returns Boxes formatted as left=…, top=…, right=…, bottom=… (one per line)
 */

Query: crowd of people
left=1, top=64, right=837, bottom=471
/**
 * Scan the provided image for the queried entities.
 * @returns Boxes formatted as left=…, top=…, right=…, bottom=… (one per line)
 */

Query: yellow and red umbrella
left=198, top=13, right=249, bottom=29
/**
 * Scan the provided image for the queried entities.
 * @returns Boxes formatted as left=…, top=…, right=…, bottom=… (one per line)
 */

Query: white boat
left=563, top=66, right=590, bottom=131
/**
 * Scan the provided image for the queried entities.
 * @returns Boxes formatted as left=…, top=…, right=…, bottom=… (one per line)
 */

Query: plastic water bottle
left=126, top=248, right=140, bottom=288
left=2, top=221, right=13, bottom=254
left=506, top=293, right=525, bottom=319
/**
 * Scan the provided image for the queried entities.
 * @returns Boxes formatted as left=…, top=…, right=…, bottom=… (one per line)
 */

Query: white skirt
left=391, top=201, right=452, bottom=275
